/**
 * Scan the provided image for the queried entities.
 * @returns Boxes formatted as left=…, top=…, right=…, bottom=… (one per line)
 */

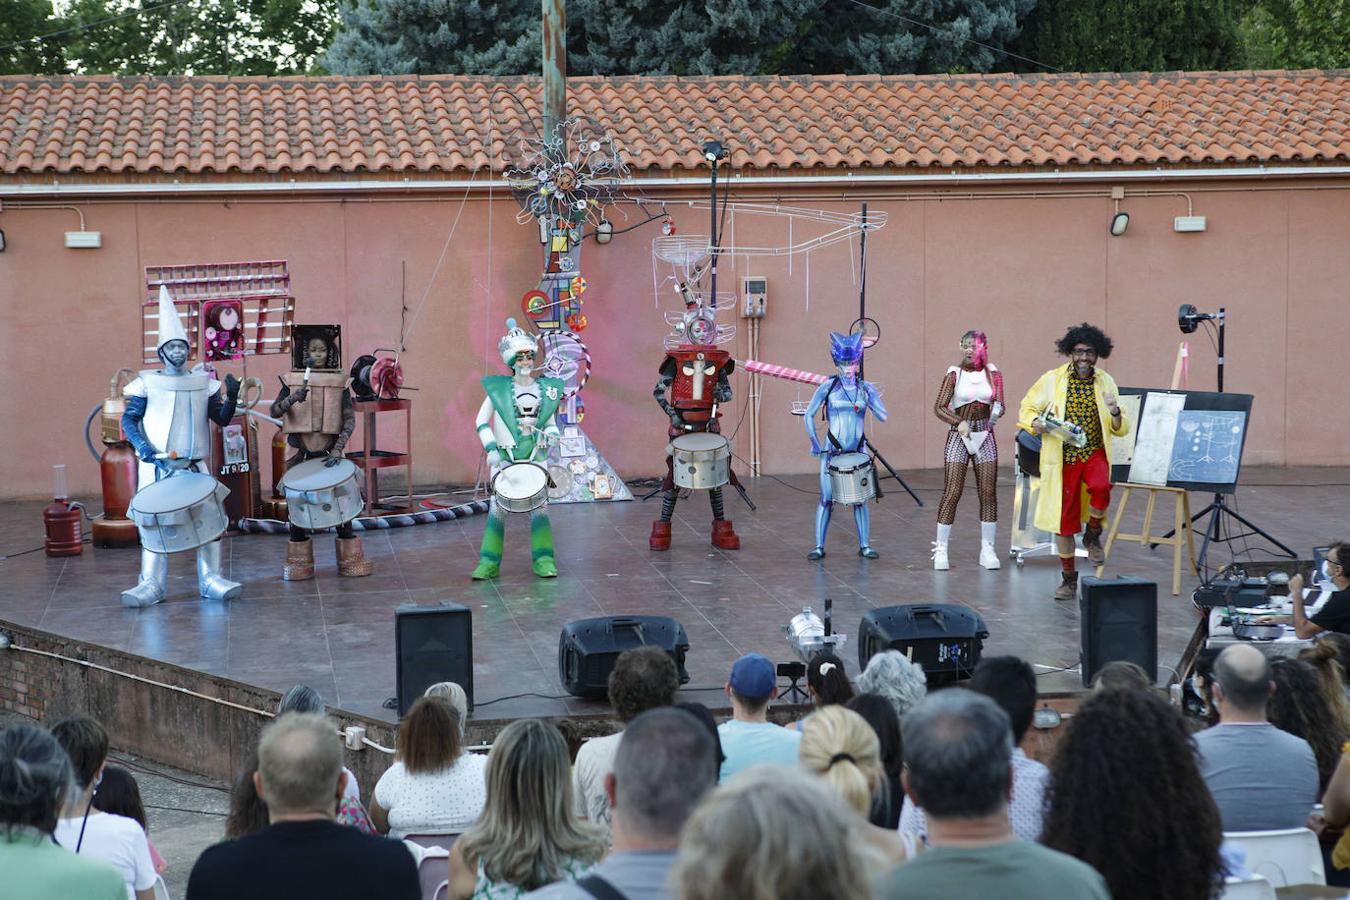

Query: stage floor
left=2, top=467, right=1345, bottom=723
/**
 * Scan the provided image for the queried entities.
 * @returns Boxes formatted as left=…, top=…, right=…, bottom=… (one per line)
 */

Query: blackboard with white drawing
left=1110, top=389, right=1254, bottom=494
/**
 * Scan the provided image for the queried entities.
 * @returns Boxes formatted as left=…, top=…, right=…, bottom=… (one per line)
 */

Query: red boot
left=649, top=521, right=672, bottom=551
left=712, top=520, right=741, bottom=550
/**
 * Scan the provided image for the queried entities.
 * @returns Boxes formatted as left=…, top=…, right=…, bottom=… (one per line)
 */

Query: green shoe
left=471, top=560, right=499, bottom=581
left=533, top=556, right=558, bottom=578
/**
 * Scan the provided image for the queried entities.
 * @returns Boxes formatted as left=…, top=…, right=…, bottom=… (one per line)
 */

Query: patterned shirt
left=897, top=748, right=1050, bottom=842
left=1062, top=375, right=1104, bottom=464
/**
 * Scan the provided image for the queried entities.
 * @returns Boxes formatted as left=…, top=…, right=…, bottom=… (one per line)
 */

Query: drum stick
left=303, top=366, right=311, bottom=386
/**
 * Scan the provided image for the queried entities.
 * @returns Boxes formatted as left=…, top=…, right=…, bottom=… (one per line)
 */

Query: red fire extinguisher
left=43, top=465, right=84, bottom=557
left=88, top=369, right=140, bottom=548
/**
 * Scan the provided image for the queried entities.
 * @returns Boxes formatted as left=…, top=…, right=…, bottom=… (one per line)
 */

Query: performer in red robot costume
left=649, top=305, right=743, bottom=551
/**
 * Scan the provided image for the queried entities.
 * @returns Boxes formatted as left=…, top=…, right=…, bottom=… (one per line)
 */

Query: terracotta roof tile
left=0, top=71, right=1347, bottom=178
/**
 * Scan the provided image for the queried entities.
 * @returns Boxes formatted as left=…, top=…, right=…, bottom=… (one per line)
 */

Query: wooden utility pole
left=542, top=0, right=566, bottom=140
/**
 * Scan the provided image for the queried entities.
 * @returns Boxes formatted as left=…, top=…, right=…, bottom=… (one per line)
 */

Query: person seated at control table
left=1255, top=541, right=1350, bottom=638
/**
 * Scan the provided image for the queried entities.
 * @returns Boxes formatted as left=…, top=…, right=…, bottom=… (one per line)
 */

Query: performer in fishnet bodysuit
left=932, top=331, right=1004, bottom=571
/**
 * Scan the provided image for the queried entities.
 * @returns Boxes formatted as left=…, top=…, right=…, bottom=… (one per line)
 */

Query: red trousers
left=1059, top=448, right=1111, bottom=535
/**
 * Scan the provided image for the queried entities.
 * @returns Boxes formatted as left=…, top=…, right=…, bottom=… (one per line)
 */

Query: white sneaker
left=979, top=541, right=1002, bottom=570
left=932, top=542, right=950, bottom=571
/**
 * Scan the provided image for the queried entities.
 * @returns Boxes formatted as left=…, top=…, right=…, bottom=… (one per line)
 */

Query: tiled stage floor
left=3, top=467, right=1345, bottom=723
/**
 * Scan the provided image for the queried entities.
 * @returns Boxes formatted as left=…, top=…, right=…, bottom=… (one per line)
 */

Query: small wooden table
left=1099, top=483, right=1198, bottom=595
left=347, top=398, right=414, bottom=517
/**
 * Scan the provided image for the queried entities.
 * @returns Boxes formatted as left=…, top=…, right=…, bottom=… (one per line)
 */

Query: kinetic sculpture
left=120, top=287, right=242, bottom=607
left=803, top=332, right=888, bottom=559
left=472, top=318, right=565, bottom=579
left=271, top=326, right=374, bottom=580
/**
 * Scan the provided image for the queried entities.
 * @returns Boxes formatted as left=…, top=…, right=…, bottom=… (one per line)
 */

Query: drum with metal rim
left=493, top=462, right=550, bottom=513
left=827, top=451, right=876, bottom=506
left=281, top=458, right=363, bottom=531
left=671, top=432, right=731, bottom=490
left=129, top=472, right=230, bottom=554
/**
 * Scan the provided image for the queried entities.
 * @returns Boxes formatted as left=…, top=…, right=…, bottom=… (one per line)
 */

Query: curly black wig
left=1041, top=689, right=1225, bottom=900
left=1055, top=323, right=1114, bottom=358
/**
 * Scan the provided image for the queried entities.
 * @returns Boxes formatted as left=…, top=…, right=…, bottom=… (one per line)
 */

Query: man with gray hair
left=187, top=713, right=419, bottom=900
left=527, top=707, right=718, bottom=899
left=1193, top=643, right=1318, bottom=830
left=875, top=690, right=1109, bottom=899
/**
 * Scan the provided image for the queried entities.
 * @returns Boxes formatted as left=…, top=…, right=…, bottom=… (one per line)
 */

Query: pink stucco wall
left=1, top=178, right=1347, bottom=500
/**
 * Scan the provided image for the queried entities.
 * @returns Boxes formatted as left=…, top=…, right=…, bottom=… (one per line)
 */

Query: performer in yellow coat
left=1018, top=323, right=1131, bottom=601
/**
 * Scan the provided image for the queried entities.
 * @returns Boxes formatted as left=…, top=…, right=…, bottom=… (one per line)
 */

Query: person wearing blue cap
left=716, top=654, right=802, bottom=782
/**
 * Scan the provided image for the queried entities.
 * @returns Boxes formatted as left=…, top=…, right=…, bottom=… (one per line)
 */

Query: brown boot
left=1054, top=571, right=1078, bottom=602
left=649, top=521, right=672, bottom=552
left=283, top=539, right=315, bottom=581
left=336, top=536, right=374, bottom=577
left=711, top=520, right=741, bottom=551
left=1082, top=524, right=1106, bottom=565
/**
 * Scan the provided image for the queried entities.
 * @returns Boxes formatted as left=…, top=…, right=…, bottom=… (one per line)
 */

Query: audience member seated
left=187, top=712, right=419, bottom=900
left=786, top=651, right=855, bottom=731
left=717, top=653, right=801, bottom=781
left=277, top=684, right=361, bottom=810
left=672, top=765, right=877, bottom=900
left=0, top=724, right=124, bottom=900
left=798, top=705, right=914, bottom=867
left=1256, top=540, right=1350, bottom=638
left=855, top=649, right=928, bottom=723
left=1299, top=641, right=1350, bottom=733
left=874, top=691, right=1109, bottom=900
left=91, top=765, right=166, bottom=876
left=371, top=695, right=487, bottom=838
left=1089, top=659, right=1153, bottom=692
left=673, top=702, right=725, bottom=781
left=1041, top=687, right=1227, bottom=900
left=423, top=680, right=471, bottom=724
left=1194, top=644, right=1319, bottom=831
left=449, top=719, right=607, bottom=899
left=1314, top=633, right=1350, bottom=702
left=1268, top=657, right=1349, bottom=792
left=525, top=707, right=719, bottom=899
left=224, top=750, right=268, bottom=840
left=1188, top=646, right=1222, bottom=726
left=846, top=693, right=903, bottom=828
left=51, top=715, right=158, bottom=900
left=573, top=647, right=679, bottom=833
left=1317, top=748, right=1350, bottom=872
left=898, top=656, right=1049, bottom=843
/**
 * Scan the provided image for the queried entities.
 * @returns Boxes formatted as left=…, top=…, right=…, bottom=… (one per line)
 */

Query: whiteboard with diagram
left=1109, top=389, right=1254, bottom=494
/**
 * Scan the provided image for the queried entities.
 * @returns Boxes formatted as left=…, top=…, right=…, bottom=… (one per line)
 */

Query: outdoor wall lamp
left=1109, top=211, right=1129, bottom=236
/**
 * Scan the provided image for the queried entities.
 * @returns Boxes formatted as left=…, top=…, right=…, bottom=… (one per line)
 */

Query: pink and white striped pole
left=739, top=358, right=827, bottom=386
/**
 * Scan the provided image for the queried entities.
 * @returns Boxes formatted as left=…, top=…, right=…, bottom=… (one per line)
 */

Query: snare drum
left=827, top=451, right=875, bottom=505
left=492, top=462, right=550, bottom=513
left=280, top=458, right=363, bottom=530
left=129, top=472, right=230, bottom=554
left=671, top=432, right=731, bottom=490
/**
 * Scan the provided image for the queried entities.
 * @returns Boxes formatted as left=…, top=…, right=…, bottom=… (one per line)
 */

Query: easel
left=1099, top=485, right=1197, bottom=595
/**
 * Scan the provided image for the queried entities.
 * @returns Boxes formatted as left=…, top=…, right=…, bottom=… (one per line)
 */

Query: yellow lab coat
left=1017, top=363, right=1132, bottom=534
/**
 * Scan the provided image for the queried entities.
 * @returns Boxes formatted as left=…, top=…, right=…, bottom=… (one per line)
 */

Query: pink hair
left=964, top=330, right=989, bottom=369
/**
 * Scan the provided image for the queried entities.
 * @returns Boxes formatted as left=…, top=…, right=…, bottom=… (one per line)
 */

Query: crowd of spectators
left=13, top=629, right=1350, bottom=900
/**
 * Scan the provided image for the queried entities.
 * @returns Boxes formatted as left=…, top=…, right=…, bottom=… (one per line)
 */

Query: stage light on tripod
left=701, top=140, right=726, bottom=162
left=1177, top=304, right=1220, bottom=334
left=784, top=600, right=846, bottom=664
left=1109, top=211, right=1130, bottom=237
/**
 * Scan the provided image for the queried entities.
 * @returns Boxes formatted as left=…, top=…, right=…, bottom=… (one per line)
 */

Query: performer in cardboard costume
left=1018, top=323, right=1130, bottom=601
left=803, top=331, right=888, bottom=560
left=120, top=287, right=242, bottom=607
left=472, top=318, right=564, bottom=580
left=270, top=327, right=374, bottom=580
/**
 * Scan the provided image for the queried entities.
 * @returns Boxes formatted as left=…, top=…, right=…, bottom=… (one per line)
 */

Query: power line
left=840, top=0, right=1064, bottom=74
left=0, top=0, right=194, bottom=55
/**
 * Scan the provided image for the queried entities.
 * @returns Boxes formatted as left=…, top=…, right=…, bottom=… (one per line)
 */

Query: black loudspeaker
left=1079, top=576, right=1157, bottom=687
left=396, top=603, right=474, bottom=716
left=558, top=616, right=691, bottom=699
left=857, top=605, right=989, bottom=684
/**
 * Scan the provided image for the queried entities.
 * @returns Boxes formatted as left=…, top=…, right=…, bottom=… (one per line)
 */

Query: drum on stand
left=827, top=451, right=876, bottom=505
left=671, top=432, right=731, bottom=490
left=492, top=462, right=550, bottom=513
left=280, top=458, right=364, bottom=531
left=129, top=472, right=230, bottom=554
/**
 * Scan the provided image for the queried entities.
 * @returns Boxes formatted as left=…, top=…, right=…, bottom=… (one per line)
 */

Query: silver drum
left=281, top=458, right=364, bottom=530
left=828, top=451, right=875, bottom=505
left=672, top=432, right=731, bottom=490
left=492, top=462, right=550, bottom=513
left=129, top=472, right=230, bottom=553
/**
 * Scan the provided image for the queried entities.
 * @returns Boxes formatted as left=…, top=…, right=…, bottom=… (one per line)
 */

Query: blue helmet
left=829, top=331, right=864, bottom=366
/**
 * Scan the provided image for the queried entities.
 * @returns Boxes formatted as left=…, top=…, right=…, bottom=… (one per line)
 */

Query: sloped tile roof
left=0, top=71, right=1347, bottom=178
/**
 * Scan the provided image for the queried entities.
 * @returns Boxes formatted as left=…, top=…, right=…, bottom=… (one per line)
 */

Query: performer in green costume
left=472, top=318, right=564, bottom=580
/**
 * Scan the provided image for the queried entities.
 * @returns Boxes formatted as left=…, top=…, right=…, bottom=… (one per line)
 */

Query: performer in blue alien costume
left=803, top=331, right=889, bottom=560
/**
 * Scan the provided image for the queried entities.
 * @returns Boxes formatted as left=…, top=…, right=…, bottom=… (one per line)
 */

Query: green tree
left=1, top=0, right=68, bottom=74
left=1239, top=0, right=1349, bottom=67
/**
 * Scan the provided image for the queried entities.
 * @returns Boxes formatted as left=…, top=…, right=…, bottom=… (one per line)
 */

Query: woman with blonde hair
left=448, top=719, right=606, bottom=898
left=799, top=705, right=915, bottom=866
left=672, top=765, right=875, bottom=900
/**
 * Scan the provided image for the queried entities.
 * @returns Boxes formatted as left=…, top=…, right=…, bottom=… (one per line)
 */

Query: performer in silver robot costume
left=120, top=287, right=242, bottom=607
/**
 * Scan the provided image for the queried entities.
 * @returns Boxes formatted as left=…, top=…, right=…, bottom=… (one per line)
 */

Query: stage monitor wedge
left=1079, top=576, right=1157, bottom=688
left=559, top=616, right=690, bottom=700
left=858, top=605, right=988, bottom=685
left=395, top=603, right=474, bottom=717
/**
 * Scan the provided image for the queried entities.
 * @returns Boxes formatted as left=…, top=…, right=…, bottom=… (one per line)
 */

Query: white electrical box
left=64, top=230, right=102, bottom=248
left=1173, top=216, right=1207, bottom=233
left=742, top=276, right=767, bottom=318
